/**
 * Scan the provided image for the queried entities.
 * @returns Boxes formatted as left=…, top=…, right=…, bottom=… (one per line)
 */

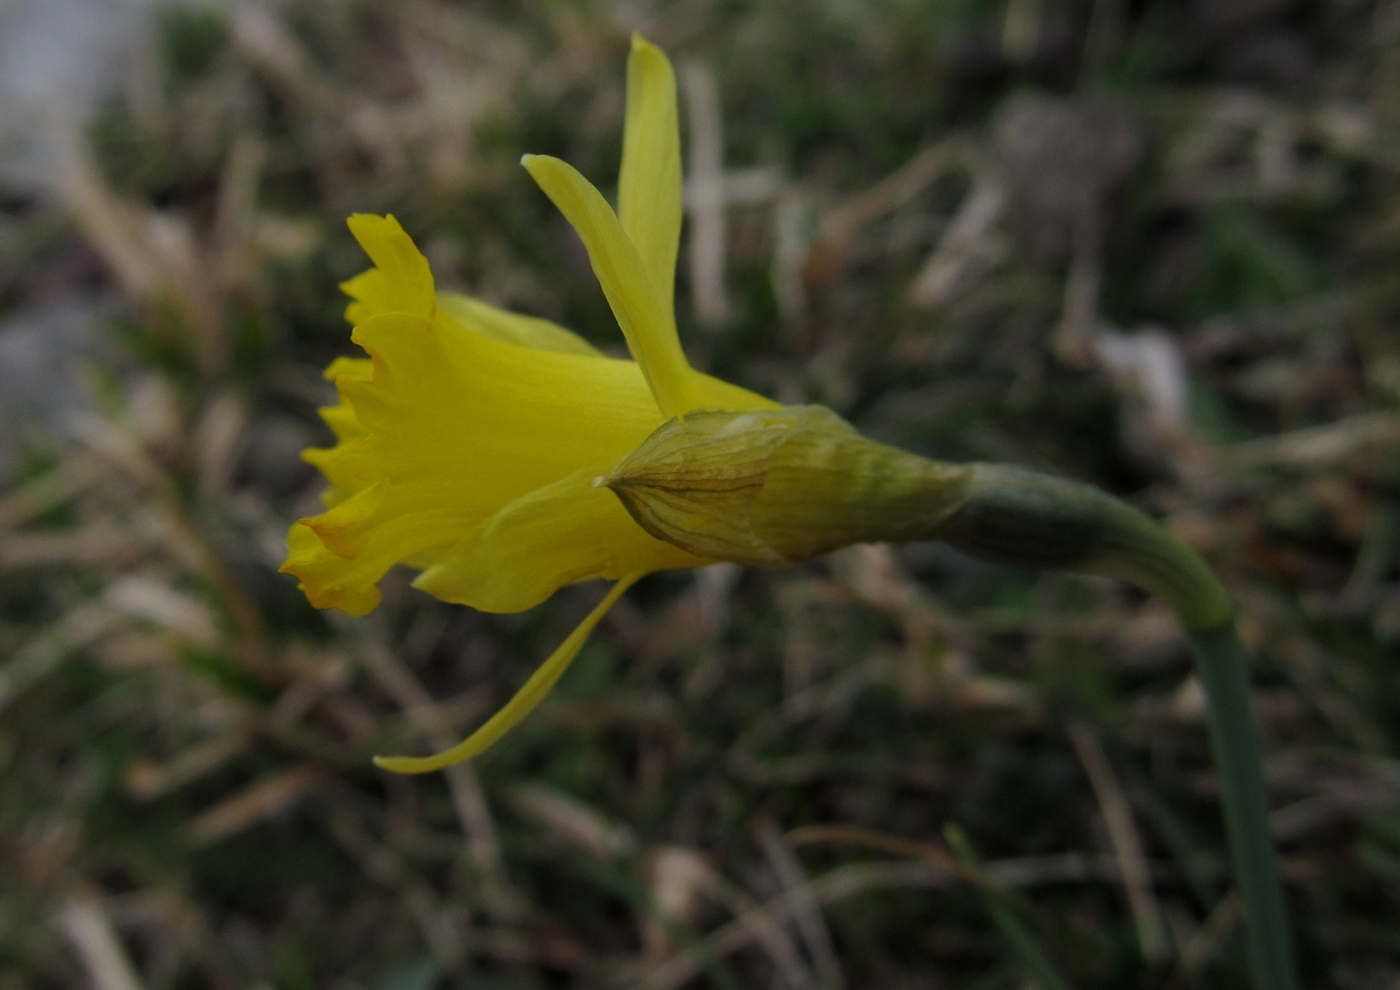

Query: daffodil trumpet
left=282, top=35, right=1293, bottom=988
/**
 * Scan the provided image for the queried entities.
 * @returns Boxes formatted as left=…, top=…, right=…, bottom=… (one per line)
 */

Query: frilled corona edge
left=278, top=217, right=708, bottom=618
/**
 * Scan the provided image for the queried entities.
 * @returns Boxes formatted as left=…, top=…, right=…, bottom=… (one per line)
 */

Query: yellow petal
left=619, top=34, right=682, bottom=318
left=522, top=155, right=778, bottom=417
left=374, top=573, right=643, bottom=773
left=281, top=312, right=670, bottom=614
left=341, top=215, right=435, bottom=321
left=522, top=154, right=698, bottom=417
left=436, top=291, right=601, bottom=356
left=414, top=469, right=705, bottom=613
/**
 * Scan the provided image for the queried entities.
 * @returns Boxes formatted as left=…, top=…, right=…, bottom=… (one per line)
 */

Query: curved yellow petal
left=522, top=154, right=698, bottom=417
left=374, top=573, right=642, bottom=773
left=436, top=291, right=602, bottom=356
left=619, top=34, right=682, bottom=318
left=341, top=215, right=435, bottom=322
left=282, top=312, right=670, bottom=614
left=413, top=468, right=705, bottom=613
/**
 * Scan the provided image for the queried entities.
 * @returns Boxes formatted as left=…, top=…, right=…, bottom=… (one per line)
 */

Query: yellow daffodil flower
left=282, top=39, right=1290, bottom=982
left=282, top=36, right=779, bottom=772
left=283, top=34, right=1232, bottom=777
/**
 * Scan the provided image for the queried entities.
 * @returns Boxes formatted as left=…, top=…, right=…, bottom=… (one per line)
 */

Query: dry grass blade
left=0, top=600, right=121, bottom=713
left=356, top=632, right=511, bottom=905
left=756, top=817, right=845, bottom=990
left=0, top=454, right=104, bottom=530
left=183, top=765, right=321, bottom=848
left=1069, top=723, right=1170, bottom=963
left=683, top=60, right=730, bottom=326
left=125, top=732, right=249, bottom=801
left=1222, top=412, right=1400, bottom=468
left=805, top=140, right=963, bottom=287
left=57, top=898, right=147, bottom=990
left=639, top=861, right=967, bottom=990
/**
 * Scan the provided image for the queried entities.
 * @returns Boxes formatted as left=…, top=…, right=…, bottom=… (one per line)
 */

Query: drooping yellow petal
left=619, top=34, right=682, bottom=318
left=522, top=154, right=698, bottom=417
left=374, top=574, right=643, bottom=773
left=341, top=215, right=435, bottom=322
left=414, top=469, right=705, bottom=613
left=436, top=292, right=601, bottom=356
left=282, top=311, right=675, bottom=614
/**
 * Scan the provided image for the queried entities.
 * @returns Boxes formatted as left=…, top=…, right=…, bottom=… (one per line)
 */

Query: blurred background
left=1, top=0, right=1398, bottom=987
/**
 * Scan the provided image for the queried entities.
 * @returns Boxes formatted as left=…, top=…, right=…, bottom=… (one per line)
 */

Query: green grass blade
left=944, top=824, right=1076, bottom=990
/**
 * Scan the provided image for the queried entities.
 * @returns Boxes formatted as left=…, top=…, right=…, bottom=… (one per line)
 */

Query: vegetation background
left=2, top=0, right=1398, bottom=987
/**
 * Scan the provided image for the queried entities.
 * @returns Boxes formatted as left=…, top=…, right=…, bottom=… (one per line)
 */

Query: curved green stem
left=940, top=466, right=1297, bottom=990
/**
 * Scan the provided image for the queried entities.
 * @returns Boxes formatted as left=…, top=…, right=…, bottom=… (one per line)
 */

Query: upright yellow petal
left=619, top=34, right=682, bottom=318
left=374, top=574, right=642, bottom=773
left=523, top=156, right=778, bottom=417
left=413, top=468, right=705, bottom=613
left=436, top=291, right=602, bottom=356
left=522, top=154, right=698, bottom=417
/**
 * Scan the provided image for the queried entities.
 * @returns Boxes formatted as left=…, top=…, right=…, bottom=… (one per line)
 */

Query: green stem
left=1189, top=622, right=1298, bottom=990
left=938, top=466, right=1298, bottom=989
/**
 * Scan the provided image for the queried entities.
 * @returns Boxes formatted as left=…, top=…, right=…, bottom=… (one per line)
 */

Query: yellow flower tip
left=373, top=574, right=642, bottom=774
left=322, top=356, right=371, bottom=383
left=305, top=581, right=382, bottom=617
left=279, top=524, right=384, bottom=616
left=342, top=214, right=436, bottom=321
left=298, top=480, right=389, bottom=560
left=371, top=754, right=435, bottom=775
left=300, top=446, right=331, bottom=469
